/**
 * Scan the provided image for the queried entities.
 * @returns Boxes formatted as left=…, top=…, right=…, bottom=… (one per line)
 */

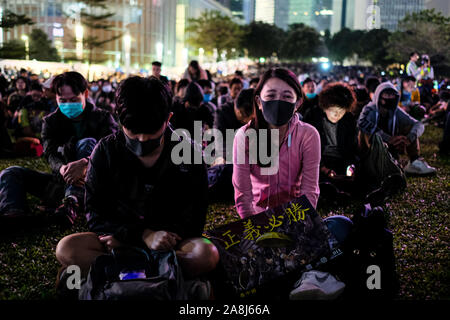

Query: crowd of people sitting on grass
left=0, top=54, right=449, bottom=299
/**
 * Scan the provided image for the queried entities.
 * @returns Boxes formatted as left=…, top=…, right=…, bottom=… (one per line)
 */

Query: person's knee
left=176, top=237, right=220, bottom=278
left=76, top=137, right=97, bottom=151
left=324, top=215, right=353, bottom=244
left=78, top=137, right=97, bottom=146
left=0, top=166, right=25, bottom=181
left=56, top=232, right=102, bottom=267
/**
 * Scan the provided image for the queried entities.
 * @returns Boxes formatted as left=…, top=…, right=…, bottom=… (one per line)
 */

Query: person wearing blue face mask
left=298, top=78, right=318, bottom=119
left=0, top=71, right=118, bottom=231
left=55, top=76, right=218, bottom=289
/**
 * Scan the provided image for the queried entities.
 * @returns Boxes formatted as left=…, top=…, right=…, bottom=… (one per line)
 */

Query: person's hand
left=98, top=235, right=122, bottom=252
left=321, top=166, right=336, bottom=178
left=142, top=229, right=182, bottom=251
left=212, top=157, right=226, bottom=167
left=61, top=158, right=89, bottom=186
left=389, top=136, right=409, bottom=152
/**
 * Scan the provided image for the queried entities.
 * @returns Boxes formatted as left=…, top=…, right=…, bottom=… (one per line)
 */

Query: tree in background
left=186, top=10, right=244, bottom=60
left=0, top=9, right=34, bottom=30
left=29, top=29, right=60, bottom=62
left=359, top=28, right=393, bottom=68
left=0, top=9, right=34, bottom=59
left=0, top=40, right=26, bottom=59
left=68, top=0, right=122, bottom=70
left=387, top=9, right=450, bottom=76
left=279, top=23, right=321, bottom=62
left=241, top=21, right=286, bottom=60
left=326, top=28, right=359, bottom=64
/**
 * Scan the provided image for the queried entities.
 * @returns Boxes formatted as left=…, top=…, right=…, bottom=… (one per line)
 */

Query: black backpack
left=325, top=204, right=398, bottom=300
left=79, top=247, right=210, bottom=300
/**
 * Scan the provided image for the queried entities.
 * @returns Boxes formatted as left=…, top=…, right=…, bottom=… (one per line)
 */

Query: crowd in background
left=0, top=55, right=449, bottom=300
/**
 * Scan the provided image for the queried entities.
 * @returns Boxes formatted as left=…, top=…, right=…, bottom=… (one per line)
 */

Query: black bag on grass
left=325, top=204, right=398, bottom=300
left=79, top=247, right=210, bottom=300
left=359, top=133, right=406, bottom=193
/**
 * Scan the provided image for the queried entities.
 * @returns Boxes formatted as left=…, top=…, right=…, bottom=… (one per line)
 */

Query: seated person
left=0, top=71, right=118, bottom=228
left=173, top=78, right=190, bottom=103
left=399, top=76, right=425, bottom=120
left=358, top=81, right=436, bottom=176
left=55, top=76, right=218, bottom=283
left=365, top=76, right=380, bottom=102
left=7, top=76, right=29, bottom=114
left=233, top=68, right=321, bottom=218
left=298, top=77, right=318, bottom=119
left=249, top=77, right=260, bottom=89
left=213, top=88, right=255, bottom=165
left=302, top=83, right=359, bottom=201
left=426, top=90, right=449, bottom=125
left=11, top=81, right=50, bottom=156
left=170, top=81, right=214, bottom=137
left=197, top=79, right=217, bottom=114
left=218, top=78, right=243, bottom=108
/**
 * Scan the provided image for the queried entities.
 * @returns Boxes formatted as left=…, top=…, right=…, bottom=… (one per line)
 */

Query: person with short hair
left=365, top=76, right=380, bottom=101
left=249, top=77, right=259, bottom=89
left=213, top=88, right=255, bottom=165
left=170, top=81, right=214, bottom=136
left=406, top=51, right=421, bottom=79
left=55, top=76, right=217, bottom=284
left=197, top=79, right=217, bottom=113
left=218, top=77, right=243, bottom=108
left=298, top=78, right=318, bottom=119
left=0, top=71, right=118, bottom=229
left=151, top=61, right=169, bottom=84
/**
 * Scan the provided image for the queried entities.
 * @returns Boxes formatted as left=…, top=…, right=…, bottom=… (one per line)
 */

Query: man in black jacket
left=56, top=76, right=218, bottom=280
left=0, top=72, right=118, bottom=228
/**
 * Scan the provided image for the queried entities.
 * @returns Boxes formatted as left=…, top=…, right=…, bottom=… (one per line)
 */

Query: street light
left=123, top=33, right=131, bottom=74
left=21, top=34, right=29, bottom=60
left=75, top=24, right=83, bottom=60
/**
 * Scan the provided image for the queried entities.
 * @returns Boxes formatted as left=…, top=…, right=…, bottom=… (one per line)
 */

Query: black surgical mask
left=260, top=99, right=296, bottom=126
left=380, top=97, right=398, bottom=111
left=124, top=130, right=165, bottom=157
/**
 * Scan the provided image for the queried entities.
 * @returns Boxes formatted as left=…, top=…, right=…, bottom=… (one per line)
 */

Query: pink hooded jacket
left=232, top=113, right=321, bottom=218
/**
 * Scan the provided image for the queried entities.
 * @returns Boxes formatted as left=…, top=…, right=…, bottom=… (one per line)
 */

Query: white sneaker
left=289, top=270, right=345, bottom=300
left=404, top=158, right=436, bottom=176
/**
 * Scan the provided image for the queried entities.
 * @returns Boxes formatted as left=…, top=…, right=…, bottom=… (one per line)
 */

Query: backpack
left=324, top=204, right=398, bottom=300
left=78, top=247, right=210, bottom=300
left=359, top=133, right=406, bottom=193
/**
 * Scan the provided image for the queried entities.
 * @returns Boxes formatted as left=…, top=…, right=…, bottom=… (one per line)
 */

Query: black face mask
left=260, top=99, right=296, bottom=126
left=380, top=97, right=398, bottom=110
left=124, top=129, right=165, bottom=157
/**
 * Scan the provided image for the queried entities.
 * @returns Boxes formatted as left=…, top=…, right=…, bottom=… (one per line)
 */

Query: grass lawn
left=0, top=124, right=448, bottom=300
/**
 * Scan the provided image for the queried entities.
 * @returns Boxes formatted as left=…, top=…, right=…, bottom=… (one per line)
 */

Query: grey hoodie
left=358, top=82, right=424, bottom=143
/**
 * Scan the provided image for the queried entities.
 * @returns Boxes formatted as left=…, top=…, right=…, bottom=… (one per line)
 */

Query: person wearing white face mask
left=0, top=72, right=118, bottom=231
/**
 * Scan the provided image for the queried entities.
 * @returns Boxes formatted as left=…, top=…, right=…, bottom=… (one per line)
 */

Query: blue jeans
left=324, top=215, right=353, bottom=244
left=0, top=138, right=97, bottom=215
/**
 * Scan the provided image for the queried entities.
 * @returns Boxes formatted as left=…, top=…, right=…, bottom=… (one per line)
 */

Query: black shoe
left=53, top=196, right=79, bottom=228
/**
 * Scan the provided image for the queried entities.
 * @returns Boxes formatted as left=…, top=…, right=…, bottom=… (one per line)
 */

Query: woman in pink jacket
left=233, top=68, right=321, bottom=219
